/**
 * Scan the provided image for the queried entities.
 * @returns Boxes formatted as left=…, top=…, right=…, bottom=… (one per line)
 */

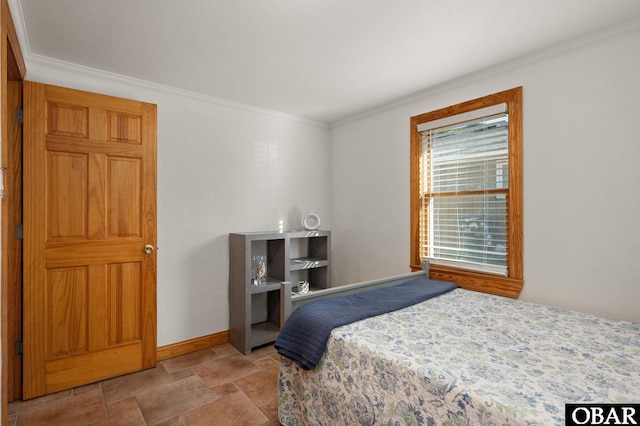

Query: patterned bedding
left=278, top=288, right=640, bottom=425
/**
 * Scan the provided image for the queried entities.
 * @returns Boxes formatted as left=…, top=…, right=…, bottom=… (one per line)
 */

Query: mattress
left=278, top=288, right=640, bottom=425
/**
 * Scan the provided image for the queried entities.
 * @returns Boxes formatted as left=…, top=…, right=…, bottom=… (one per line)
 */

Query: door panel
left=108, top=157, right=141, bottom=236
left=46, top=151, right=88, bottom=239
left=23, top=82, right=157, bottom=399
left=47, top=266, right=88, bottom=358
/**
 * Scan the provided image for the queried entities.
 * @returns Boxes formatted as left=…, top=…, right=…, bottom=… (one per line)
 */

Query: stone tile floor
left=7, top=344, right=282, bottom=425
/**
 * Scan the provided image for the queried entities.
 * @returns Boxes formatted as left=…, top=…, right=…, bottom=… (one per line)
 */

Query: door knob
left=144, top=244, right=154, bottom=254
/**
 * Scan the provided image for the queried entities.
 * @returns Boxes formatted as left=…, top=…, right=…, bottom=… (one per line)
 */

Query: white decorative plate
left=302, top=212, right=320, bottom=231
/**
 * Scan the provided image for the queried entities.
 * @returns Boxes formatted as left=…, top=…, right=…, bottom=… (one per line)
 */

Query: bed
left=275, top=271, right=640, bottom=425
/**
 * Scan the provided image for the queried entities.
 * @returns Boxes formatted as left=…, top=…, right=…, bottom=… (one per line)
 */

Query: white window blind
left=420, top=103, right=509, bottom=276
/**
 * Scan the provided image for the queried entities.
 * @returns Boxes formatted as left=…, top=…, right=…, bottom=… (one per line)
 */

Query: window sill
left=412, top=263, right=523, bottom=298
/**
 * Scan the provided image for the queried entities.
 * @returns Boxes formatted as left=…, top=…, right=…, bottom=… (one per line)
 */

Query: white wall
left=330, top=23, right=640, bottom=323
left=24, top=59, right=332, bottom=346
left=18, top=19, right=640, bottom=352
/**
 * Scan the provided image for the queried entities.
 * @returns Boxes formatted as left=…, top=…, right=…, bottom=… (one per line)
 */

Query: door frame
left=1, top=0, right=26, bottom=417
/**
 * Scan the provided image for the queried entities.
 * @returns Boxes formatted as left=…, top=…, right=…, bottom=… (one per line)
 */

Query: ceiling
left=11, top=0, right=640, bottom=124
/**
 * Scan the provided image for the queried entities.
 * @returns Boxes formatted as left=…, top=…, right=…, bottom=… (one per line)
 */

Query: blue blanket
left=274, top=278, right=458, bottom=370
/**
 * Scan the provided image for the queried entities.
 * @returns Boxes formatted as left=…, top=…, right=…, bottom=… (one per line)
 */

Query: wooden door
left=22, top=82, right=157, bottom=399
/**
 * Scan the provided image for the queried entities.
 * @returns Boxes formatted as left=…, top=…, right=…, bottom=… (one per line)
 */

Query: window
left=410, top=87, right=523, bottom=298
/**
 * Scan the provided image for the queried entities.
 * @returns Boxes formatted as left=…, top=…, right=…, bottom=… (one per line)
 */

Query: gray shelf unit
left=228, top=230, right=331, bottom=354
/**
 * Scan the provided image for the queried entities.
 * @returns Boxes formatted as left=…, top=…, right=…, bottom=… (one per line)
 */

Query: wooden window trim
left=410, top=87, right=523, bottom=298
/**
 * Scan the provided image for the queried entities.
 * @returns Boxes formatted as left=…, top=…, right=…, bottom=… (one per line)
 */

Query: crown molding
left=8, top=0, right=327, bottom=128
left=25, top=55, right=330, bottom=128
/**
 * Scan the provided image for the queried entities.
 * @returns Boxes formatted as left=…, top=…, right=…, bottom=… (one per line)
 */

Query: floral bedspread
left=278, top=289, right=640, bottom=425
